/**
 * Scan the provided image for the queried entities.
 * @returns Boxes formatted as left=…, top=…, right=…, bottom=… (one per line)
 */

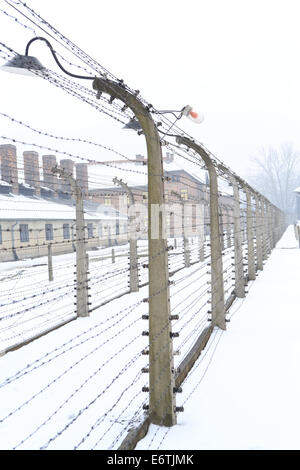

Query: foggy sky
left=0, top=0, right=299, bottom=177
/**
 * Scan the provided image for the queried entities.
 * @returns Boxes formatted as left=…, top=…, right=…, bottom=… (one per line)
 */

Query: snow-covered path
left=137, top=225, right=300, bottom=450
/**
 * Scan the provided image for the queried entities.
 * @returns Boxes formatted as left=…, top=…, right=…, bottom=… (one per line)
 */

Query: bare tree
left=246, top=143, right=300, bottom=222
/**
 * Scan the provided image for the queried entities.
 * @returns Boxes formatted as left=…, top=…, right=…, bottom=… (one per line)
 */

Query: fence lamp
left=1, top=36, right=204, bottom=127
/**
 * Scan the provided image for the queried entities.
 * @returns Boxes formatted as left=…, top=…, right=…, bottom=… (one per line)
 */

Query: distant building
left=0, top=194, right=127, bottom=262
left=87, top=152, right=234, bottom=237
left=88, top=153, right=208, bottom=209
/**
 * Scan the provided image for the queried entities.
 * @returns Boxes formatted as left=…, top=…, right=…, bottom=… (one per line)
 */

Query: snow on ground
left=0, top=236, right=213, bottom=449
left=0, top=238, right=203, bottom=353
left=1, top=223, right=291, bottom=451
left=136, top=225, right=300, bottom=450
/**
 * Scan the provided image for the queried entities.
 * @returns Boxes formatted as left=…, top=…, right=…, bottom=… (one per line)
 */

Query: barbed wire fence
left=0, top=0, right=287, bottom=450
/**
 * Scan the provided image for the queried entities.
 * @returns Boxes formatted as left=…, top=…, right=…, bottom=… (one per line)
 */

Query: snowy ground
left=0, top=224, right=287, bottom=451
left=0, top=232, right=238, bottom=355
left=0, top=238, right=192, bottom=353
left=136, top=225, right=300, bottom=450
left=0, top=237, right=213, bottom=450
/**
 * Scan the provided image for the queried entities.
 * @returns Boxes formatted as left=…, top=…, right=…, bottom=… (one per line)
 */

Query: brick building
left=88, top=153, right=208, bottom=208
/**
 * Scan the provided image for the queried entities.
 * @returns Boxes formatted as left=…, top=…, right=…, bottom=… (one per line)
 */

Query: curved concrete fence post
left=176, top=136, right=226, bottom=330
left=245, top=187, right=256, bottom=281
left=229, top=175, right=245, bottom=298
left=255, top=194, right=263, bottom=271
left=93, top=77, right=176, bottom=427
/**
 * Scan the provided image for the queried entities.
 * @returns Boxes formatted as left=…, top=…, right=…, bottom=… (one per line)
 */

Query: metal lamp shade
left=1, top=54, right=44, bottom=76
left=123, top=118, right=142, bottom=131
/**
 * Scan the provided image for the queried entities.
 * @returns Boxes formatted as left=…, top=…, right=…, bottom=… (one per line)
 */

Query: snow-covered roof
left=20, top=182, right=34, bottom=189
left=0, top=194, right=127, bottom=221
left=0, top=179, right=11, bottom=187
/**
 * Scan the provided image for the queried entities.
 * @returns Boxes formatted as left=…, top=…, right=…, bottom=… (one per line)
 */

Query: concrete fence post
left=74, top=182, right=89, bottom=317
left=273, top=207, right=279, bottom=245
left=243, top=209, right=247, bottom=243
left=219, top=205, right=225, bottom=251
left=171, top=191, right=190, bottom=268
left=111, top=248, right=115, bottom=264
left=52, top=167, right=89, bottom=318
left=255, top=194, right=263, bottom=271
left=265, top=202, right=272, bottom=256
left=199, top=203, right=205, bottom=262
left=48, top=243, right=53, bottom=282
left=230, top=175, right=245, bottom=298
left=112, top=177, right=139, bottom=292
left=245, top=187, right=256, bottom=281
left=93, top=77, right=177, bottom=426
left=225, top=206, right=232, bottom=249
left=184, top=237, right=191, bottom=267
left=176, top=137, right=226, bottom=330
left=261, top=198, right=268, bottom=261
left=199, top=236, right=205, bottom=262
left=268, top=204, right=275, bottom=250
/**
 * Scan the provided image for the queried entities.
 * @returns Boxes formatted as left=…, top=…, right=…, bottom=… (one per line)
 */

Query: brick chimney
left=23, top=151, right=40, bottom=196
left=0, top=144, right=18, bottom=194
left=164, top=152, right=174, bottom=163
left=42, top=155, right=59, bottom=197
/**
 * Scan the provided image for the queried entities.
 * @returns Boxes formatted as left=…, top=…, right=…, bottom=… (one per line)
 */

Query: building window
left=0, top=225, right=2, bottom=244
left=98, top=222, right=102, bottom=237
left=87, top=223, right=93, bottom=239
left=19, top=224, right=29, bottom=242
left=172, top=175, right=180, bottom=182
left=116, top=220, right=120, bottom=236
left=45, top=223, right=53, bottom=241
left=181, top=189, right=188, bottom=200
left=63, top=223, right=70, bottom=239
left=104, top=196, right=111, bottom=206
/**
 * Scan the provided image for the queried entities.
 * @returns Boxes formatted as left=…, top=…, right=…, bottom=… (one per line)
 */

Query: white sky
left=0, top=0, right=299, bottom=176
